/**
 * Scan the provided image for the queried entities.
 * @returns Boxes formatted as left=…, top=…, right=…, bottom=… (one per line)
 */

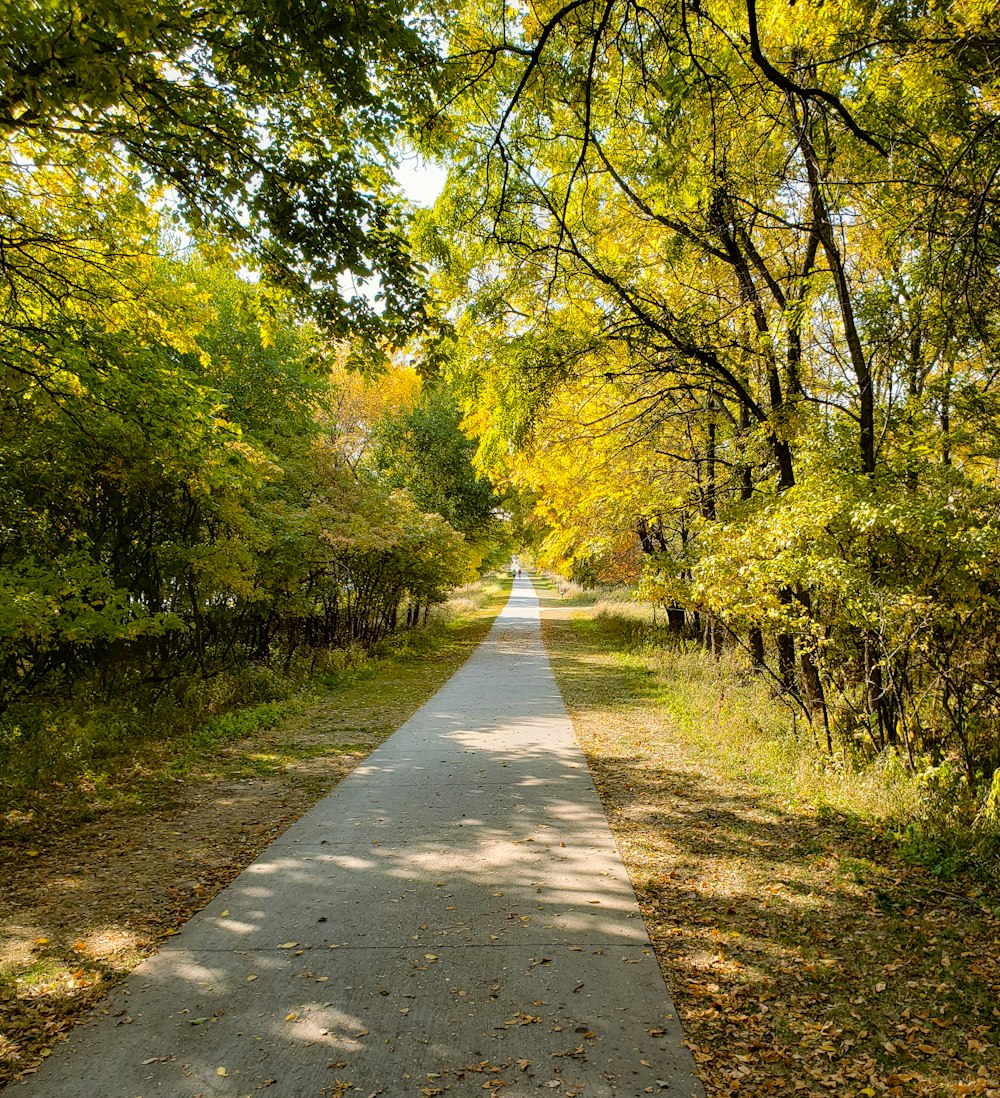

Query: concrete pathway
left=8, top=576, right=703, bottom=1097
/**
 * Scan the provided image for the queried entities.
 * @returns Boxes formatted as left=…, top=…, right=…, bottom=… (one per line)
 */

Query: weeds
left=548, top=589, right=999, bottom=888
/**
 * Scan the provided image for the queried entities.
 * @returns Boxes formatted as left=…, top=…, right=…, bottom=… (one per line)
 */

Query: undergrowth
left=561, top=593, right=1000, bottom=892
left=0, top=574, right=509, bottom=813
left=540, top=585, right=1000, bottom=1098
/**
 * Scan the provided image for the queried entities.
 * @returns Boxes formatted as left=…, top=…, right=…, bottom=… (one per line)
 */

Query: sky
left=396, top=153, right=448, bottom=207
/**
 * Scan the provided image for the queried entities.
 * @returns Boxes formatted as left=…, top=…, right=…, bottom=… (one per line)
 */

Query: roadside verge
left=538, top=594, right=1000, bottom=1098
left=0, top=576, right=510, bottom=1085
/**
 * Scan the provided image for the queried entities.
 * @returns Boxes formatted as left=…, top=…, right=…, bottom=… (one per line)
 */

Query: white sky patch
left=396, top=152, right=447, bottom=208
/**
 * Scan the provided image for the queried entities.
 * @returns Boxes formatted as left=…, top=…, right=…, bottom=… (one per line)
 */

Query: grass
left=538, top=590, right=1000, bottom=1098
left=0, top=573, right=511, bottom=1084
left=0, top=575, right=510, bottom=838
left=544, top=585, right=986, bottom=842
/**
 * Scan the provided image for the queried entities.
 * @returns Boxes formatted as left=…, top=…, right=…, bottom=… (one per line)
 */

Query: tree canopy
left=424, top=0, right=1000, bottom=774
left=0, top=2, right=514, bottom=725
left=1, top=0, right=437, bottom=338
left=5, top=0, right=1000, bottom=782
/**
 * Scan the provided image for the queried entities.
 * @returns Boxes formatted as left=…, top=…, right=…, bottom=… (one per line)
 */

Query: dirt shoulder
left=539, top=607, right=1000, bottom=1098
left=0, top=595, right=505, bottom=1086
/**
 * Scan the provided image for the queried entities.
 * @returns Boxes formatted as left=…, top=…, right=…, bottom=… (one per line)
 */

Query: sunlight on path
left=6, top=576, right=702, bottom=1098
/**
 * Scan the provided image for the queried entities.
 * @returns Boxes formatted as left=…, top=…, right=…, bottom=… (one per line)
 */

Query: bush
left=895, top=763, right=1000, bottom=882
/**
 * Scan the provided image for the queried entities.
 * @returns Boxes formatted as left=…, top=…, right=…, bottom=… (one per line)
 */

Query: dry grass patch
left=540, top=604, right=1000, bottom=1098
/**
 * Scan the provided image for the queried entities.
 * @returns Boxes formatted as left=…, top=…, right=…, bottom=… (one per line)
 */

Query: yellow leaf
left=285, top=1013, right=297, bottom=1021
left=216, top=1067, right=228, bottom=1077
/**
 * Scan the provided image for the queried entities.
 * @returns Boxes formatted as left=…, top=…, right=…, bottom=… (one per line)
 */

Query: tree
left=426, top=0, right=1000, bottom=771
left=0, top=256, right=476, bottom=709
left=1, top=0, right=439, bottom=340
left=369, top=382, right=511, bottom=566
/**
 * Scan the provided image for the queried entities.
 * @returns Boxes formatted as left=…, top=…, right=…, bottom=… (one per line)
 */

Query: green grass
left=543, top=590, right=998, bottom=889
left=0, top=573, right=512, bottom=841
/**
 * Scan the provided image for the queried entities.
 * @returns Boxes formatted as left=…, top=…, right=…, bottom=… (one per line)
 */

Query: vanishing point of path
left=6, top=576, right=703, bottom=1098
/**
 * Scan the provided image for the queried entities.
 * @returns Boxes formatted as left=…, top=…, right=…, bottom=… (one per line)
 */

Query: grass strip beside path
left=539, top=595, right=1000, bottom=1098
left=0, top=577, right=510, bottom=1085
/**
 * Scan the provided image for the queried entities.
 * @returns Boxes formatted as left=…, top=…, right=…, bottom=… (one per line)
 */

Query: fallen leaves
left=541, top=612, right=1000, bottom=1098
left=503, top=1012, right=541, bottom=1027
left=551, top=1046, right=586, bottom=1059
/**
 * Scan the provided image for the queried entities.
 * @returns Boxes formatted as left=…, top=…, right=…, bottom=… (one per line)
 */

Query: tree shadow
left=537, top=605, right=1000, bottom=1095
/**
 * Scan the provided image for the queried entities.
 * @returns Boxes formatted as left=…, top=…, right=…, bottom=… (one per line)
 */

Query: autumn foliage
left=429, top=0, right=1000, bottom=791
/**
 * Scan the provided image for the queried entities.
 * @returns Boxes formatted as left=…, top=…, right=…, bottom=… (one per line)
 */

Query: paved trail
left=8, top=577, right=702, bottom=1097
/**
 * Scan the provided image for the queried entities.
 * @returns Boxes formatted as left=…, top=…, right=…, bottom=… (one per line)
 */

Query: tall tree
left=426, top=0, right=1000, bottom=768
left=369, top=382, right=511, bottom=566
